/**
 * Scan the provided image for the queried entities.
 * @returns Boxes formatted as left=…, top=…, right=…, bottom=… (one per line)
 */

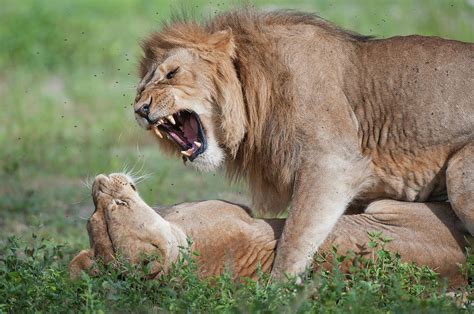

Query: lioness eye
left=130, top=183, right=136, bottom=191
left=166, top=67, right=179, bottom=80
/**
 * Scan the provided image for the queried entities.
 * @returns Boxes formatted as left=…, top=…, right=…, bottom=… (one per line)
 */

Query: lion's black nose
left=135, top=104, right=150, bottom=118
left=135, top=102, right=150, bottom=119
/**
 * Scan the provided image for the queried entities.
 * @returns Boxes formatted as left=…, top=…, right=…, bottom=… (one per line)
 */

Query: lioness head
left=91, top=173, right=185, bottom=273
left=133, top=24, right=247, bottom=172
left=92, top=173, right=140, bottom=208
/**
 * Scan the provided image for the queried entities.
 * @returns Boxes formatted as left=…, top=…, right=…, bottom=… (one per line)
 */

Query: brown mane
left=140, top=10, right=370, bottom=214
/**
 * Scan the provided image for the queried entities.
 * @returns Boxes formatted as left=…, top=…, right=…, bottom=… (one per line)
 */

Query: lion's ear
left=208, top=29, right=236, bottom=58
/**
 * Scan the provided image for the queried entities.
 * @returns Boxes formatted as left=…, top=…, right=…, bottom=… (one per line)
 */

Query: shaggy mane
left=206, top=9, right=372, bottom=42
left=140, top=9, right=370, bottom=214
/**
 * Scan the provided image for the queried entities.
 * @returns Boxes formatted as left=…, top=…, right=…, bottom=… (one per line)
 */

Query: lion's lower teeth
left=181, top=149, right=193, bottom=157
left=181, top=141, right=201, bottom=157
left=153, top=127, right=163, bottom=139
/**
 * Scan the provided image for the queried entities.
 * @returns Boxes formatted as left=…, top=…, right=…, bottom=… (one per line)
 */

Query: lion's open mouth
left=152, top=111, right=207, bottom=161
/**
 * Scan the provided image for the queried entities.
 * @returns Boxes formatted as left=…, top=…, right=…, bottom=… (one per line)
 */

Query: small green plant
left=1, top=233, right=472, bottom=313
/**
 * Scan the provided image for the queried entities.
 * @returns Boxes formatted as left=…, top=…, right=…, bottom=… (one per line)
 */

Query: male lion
left=70, top=173, right=468, bottom=286
left=132, top=10, right=474, bottom=277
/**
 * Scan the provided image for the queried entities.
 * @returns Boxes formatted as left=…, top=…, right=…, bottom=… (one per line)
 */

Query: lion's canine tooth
left=153, top=126, right=163, bottom=139
left=167, top=115, right=176, bottom=125
left=193, top=141, right=202, bottom=148
left=181, top=150, right=192, bottom=157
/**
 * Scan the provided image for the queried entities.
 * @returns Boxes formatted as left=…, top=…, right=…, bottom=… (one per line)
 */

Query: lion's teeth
left=193, top=141, right=202, bottom=148
left=181, top=150, right=192, bottom=157
left=167, top=115, right=176, bottom=125
left=153, top=126, right=163, bottom=139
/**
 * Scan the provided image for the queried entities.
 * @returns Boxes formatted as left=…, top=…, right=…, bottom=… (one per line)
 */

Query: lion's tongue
left=183, top=115, right=198, bottom=143
left=164, top=114, right=198, bottom=152
left=168, top=131, right=188, bottom=148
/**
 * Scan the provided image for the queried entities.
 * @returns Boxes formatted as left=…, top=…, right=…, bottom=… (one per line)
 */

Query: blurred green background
left=1, top=0, right=473, bottom=249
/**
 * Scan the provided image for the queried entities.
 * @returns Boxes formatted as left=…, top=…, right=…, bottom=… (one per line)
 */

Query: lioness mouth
left=152, top=111, right=207, bottom=161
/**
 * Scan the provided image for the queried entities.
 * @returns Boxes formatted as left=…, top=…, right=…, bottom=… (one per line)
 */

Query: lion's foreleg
left=271, top=154, right=371, bottom=278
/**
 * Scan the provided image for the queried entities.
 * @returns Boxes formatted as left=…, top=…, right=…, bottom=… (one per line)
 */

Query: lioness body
left=70, top=174, right=468, bottom=286
left=133, top=11, right=474, bottom=277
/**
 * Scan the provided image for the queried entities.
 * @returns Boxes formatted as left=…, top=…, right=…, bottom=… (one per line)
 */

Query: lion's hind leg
left=321, top=200, right=468, bottom=285
left=447, top=142, right=474, bottom=235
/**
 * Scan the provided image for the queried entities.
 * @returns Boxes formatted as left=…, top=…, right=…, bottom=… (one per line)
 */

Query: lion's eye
left=114, top=199, right=127, bottom=206
left=130, top=183, right=136, bottom=191
left=166, top=67, right=179, bottom=80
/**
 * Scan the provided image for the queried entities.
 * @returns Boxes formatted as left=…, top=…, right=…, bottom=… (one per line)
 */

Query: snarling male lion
left=70, top=173, right=468, bottom=286
left=132, top=10, right=474, bottom=277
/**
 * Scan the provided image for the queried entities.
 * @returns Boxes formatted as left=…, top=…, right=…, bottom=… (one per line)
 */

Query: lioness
left=70, top=173, right=468, bottom=286
left=132, top=10, right=474, bottom=277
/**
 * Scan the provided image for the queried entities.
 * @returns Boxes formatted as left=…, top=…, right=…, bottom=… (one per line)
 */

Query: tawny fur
left=134, top=9, right=474, bottom=276
left=70, top=174, right=469, bottom=287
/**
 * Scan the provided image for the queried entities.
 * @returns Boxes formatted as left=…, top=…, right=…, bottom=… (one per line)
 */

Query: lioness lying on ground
left=70, top=173, right=469, bottom=285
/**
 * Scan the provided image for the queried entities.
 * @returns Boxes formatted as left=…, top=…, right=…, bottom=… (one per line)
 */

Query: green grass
left=1, top=0, right=473, bottom=312
left=1, top=233, right=473, bottom=313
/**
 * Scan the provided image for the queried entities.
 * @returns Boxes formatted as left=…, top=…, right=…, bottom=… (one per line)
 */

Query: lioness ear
left=208, top=29, right=236, bottom=58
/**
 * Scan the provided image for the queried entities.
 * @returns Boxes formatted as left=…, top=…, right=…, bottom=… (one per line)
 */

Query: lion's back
left=353, top=36, right=473, bottom=202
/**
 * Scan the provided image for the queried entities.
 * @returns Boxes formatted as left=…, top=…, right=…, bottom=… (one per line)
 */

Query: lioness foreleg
left=88, top=177, right=116, bottom=263
left=68, top=249, right=96, bottom=279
